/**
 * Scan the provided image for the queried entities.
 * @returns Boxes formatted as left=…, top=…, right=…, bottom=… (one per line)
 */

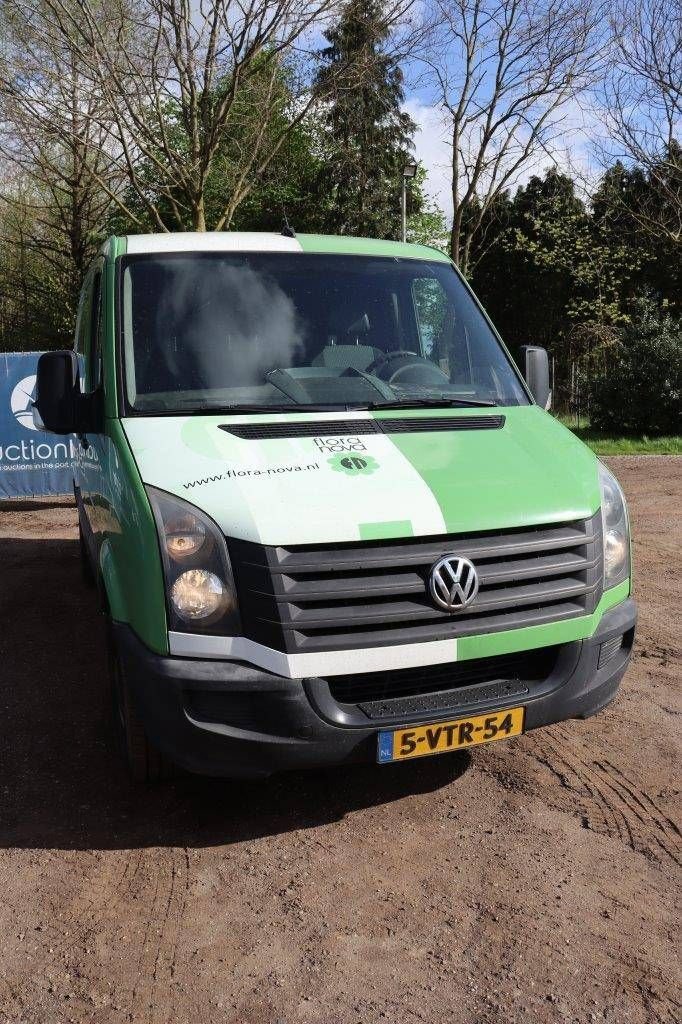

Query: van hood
left=122, top=406, right=600, bottom=545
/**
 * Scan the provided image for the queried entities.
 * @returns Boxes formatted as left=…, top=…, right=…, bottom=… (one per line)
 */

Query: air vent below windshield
left=381, top=415, right=505, bottom=433
left=220, top=415, right=505, bottom=439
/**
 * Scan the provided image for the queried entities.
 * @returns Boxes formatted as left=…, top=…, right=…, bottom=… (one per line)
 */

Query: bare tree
left=599, top=0, right=681, bottom=245
left=422, top=0, right=603, bottom=274
left=0, top=1, right=119, bottom=333
left=12, top=0, right=353, bottom=233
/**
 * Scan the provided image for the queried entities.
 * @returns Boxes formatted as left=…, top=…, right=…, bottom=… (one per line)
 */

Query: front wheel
left=107, top=624, right=173, bottom=783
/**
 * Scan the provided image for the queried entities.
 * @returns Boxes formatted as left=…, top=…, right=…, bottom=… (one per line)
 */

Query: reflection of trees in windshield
left=122, top=254, right=529, bottom=411
left=413, top=278, right=449, bottom=359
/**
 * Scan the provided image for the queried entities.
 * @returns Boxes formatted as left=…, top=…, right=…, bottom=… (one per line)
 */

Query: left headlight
left=598, top=463, right=630, bottom=589
left=147, top=486, right=241, bottom=635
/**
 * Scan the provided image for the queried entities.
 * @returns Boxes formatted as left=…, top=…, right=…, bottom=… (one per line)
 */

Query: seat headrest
left=312, top=344, right=377, bottom=371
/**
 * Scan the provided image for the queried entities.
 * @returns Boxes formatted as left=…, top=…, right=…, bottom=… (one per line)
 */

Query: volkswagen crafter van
left=35, top=232, right=636, bottom=781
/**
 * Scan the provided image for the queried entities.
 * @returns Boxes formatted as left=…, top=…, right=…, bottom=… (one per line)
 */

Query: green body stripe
left=100, top=419, right=168, bottom=653
left=296, top=233, right=450, bottom=262
left=458, top=580, right=630, bottom=662
left=359, top=520, right=413, bottom=540
left=382, top=406, right=601, bottom=534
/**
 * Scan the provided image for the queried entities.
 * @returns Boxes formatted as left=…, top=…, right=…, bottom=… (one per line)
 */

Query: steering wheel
left=366, top=350, right=418, bottom=374
left=367, top=351, right=451, bottom=386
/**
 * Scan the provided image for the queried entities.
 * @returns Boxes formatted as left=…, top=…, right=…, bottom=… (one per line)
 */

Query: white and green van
left=35, top=232, right=636, bottom=781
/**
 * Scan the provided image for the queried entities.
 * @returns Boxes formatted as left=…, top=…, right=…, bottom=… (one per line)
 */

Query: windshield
left=119, top=253, right=529, bottom=413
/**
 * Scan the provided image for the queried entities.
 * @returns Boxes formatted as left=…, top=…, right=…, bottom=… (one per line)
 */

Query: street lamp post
left=401, top=160, right=418, bottom=242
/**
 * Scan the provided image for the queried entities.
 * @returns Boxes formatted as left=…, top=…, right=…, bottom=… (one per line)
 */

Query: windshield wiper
left=174, top=402, right=360, bottom=415
left=137, top=397, right=497, bottom=416
left=365, top=397, right=498, bottom=409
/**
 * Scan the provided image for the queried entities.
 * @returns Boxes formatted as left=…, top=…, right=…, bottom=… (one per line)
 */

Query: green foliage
left=558, top=418, right=682, bottom=455
left=591, top=156, right=682, bottom=317
left=314, top=0, right=416, bottom=238
left=106, top=19, right=442, bottom=241
left=473, top=170, right=635, bottom=347
left=106, top=59, right=326, bottom=234
left=470, top=164, right=680, bottom=415
left=0, top=194, right=78, bottom=351
left=589, top=300, right=682, bottom=436
left=406, top=167, right=448, bottom=251
left=228, top=115, right=329, bottom=233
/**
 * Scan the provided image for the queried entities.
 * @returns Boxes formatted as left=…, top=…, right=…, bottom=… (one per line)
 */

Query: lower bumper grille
left=327, top=651, right=557, bottom=716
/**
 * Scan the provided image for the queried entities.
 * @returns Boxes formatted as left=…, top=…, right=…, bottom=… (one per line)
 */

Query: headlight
left=598, top=463, right=630, bottom=589
left=171, top=569, right=230, bottom=623
left=147, top=487, right=240, bottom=634
left=165, top=514, right=206, bottom=560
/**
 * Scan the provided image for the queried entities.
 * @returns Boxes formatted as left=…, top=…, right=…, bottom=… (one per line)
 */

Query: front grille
left=328, top=647, right=559, bottom=719
left=229, top=512, right=602, bottom=654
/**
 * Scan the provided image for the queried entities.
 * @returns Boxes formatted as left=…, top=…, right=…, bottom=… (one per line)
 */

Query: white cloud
left=403, top=97, right=453, bottom=220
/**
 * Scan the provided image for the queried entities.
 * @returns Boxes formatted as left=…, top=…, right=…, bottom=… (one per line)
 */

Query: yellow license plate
left=377, top=706, right=525, bottom=763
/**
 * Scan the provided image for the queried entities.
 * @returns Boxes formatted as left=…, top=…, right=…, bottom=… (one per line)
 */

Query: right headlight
left=598, top=462, right=630, bottom=589
left=147, top=486, right=241, bottom=635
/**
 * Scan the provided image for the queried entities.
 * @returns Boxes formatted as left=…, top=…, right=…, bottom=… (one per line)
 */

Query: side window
left=73, top=266, right=104, bottom=393
left=75, top=277, right=92, bottom=361
left=74, top=287, right=87, bottom=357
left=86, top=270, right=103, bottom=393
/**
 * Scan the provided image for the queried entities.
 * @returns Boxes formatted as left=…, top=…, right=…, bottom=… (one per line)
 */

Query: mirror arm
left=75, top=388, right=104, bottom=447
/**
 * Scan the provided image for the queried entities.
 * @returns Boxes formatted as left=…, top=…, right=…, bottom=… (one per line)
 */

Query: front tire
left=107, top=624, right=173, bottom=783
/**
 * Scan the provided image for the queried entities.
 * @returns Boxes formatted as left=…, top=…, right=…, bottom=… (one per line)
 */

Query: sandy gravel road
left=0, top=456, right=679, bottom=1024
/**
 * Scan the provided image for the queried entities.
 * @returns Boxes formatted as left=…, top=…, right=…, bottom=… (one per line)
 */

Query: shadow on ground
left=0, top=497, right=74, bottom=512
left=0, top=534, right=470, bottom=852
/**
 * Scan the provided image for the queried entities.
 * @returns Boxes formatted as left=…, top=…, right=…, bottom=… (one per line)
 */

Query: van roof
left=106, top=231, right=450, bottom=263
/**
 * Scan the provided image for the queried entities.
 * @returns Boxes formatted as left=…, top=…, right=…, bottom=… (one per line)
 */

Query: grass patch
left=557, top=416, right=682, bottom=455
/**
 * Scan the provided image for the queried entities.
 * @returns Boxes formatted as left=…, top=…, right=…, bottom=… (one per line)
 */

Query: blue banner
left=0, top=352, right=76, bottom=499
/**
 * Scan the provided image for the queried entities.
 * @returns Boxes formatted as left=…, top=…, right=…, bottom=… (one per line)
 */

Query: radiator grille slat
left=288, top=600, right=588, bottom=651
left=228, top=512, right=603, bottom=653
left=272, top=523, right=597, bottom=573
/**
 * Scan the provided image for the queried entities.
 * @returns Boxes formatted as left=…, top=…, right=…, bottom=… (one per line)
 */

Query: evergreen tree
left=472, top=172, right=592, bottom=351
left=471, top=169, right=640, bottom=406
left=592, top=158, right=682, bottom=318
left=315, top=0, right=416, bottom=238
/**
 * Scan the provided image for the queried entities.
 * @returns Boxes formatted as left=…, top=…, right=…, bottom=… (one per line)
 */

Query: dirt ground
left=0, top=456, right=679, bottom=1024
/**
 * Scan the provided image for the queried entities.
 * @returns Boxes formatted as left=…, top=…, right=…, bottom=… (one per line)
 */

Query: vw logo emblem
left=429, top=555, right=479, bottom=612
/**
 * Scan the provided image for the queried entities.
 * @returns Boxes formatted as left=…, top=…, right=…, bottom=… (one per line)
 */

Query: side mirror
left=34, top=350, right=80, bottom=434
left=520, top=345, right=551, bottom=409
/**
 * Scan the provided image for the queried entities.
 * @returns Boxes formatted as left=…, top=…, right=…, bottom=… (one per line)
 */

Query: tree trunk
left=193, top=198, right=207, bottom=232
left=450, top=125, right=461, bottom=267
left=461, top=230, right=472, bottom=279
left=450, top=201, right=464, bottom=268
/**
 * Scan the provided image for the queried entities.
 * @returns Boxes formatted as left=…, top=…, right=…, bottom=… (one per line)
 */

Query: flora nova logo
left=10, top=375, right=38, bottom=431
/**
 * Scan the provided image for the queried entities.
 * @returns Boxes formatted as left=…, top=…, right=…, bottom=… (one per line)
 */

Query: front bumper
left=115, top=598, right=637, bottom=779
